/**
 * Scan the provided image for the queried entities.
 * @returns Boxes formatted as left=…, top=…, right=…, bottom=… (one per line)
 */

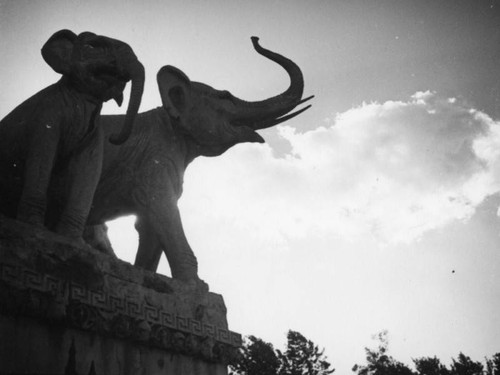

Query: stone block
left=0, top=215, right=241, bottom=374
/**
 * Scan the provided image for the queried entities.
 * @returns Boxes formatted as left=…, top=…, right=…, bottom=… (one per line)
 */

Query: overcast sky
left=1, top=0, right=500, bottom=373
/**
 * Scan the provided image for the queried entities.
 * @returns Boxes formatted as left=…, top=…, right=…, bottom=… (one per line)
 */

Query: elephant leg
left=139, top=199, right=198, bottom=281
left=83, top=223, right=116, bottom=256
left=18, top=125, right=60, bottom=226
left=134, top=216, right=162, bottom=271
left=56, top=132, right=103, bottom=238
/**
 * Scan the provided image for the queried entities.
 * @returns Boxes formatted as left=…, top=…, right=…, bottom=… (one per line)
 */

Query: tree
left=352, top=330, right=414, bottom=375
left=277, top=330, right=335, bottom=375
left=449, top=353, right=483, bottom=375
left=229, top=330, right=334, bottom=375
left=230, top=335, right=280, bottom=375
left=413, top=356, right=450, bottom=375
left=485, top=353, right=500, bottom=375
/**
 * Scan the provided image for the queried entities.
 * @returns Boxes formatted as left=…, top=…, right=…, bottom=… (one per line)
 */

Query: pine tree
left=229, top=330, right=334, bottom=375
left=485, top=353, right=500, bottom=375
left=352, top=330, right=414, bottom=375
left=413, top=356, right=450, bottom=375
left=230, top=335, right=280, bottom=375
left=277, top=330, right=335, bottom=375
left=450, top=353, right=483, bottom=375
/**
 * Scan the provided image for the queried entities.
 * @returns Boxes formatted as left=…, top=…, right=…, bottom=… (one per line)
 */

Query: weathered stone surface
left=0, top=215, right=241, bottom=374
left=1, top=315, right=231, bottom=374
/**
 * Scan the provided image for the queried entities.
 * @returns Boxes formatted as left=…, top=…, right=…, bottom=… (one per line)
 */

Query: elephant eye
left=81, top=44, right=98, bottom=56
left=84, top=41, right=106, bottom=50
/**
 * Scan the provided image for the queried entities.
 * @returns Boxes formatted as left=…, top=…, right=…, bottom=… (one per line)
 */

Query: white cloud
left=180, top=91, right=500, bottom=247
left=106, top=92, right=500, bottom=375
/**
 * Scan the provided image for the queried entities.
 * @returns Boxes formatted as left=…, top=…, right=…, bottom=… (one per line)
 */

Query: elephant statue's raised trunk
left=230, top=37, right=313, bottom=130
left=109, top=59, right=145, bottom=145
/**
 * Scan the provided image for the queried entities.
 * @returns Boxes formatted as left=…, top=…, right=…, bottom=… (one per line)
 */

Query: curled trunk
left=231, top=37, right=311, bottom=129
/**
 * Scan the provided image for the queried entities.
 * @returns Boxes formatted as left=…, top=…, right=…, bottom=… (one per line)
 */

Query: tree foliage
left=230, top=335, right=280, bottom=375
left=352, top=330, right=414, bottom=375
left=230, top=330, right=334, bottom=375
left=277, top=330, right=335, bottom=375
left=485, top=353, right=500, bottom=375
left=352, top=330, right=499, bottom=375
left=449, top=353, right=483, bottom=375
left=230, top=328, right=498, bottom=375
left=413, top=356, right=450, bottom=375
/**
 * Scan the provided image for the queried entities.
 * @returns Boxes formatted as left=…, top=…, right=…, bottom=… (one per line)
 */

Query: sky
left=1, top=0, right=500, bottom=373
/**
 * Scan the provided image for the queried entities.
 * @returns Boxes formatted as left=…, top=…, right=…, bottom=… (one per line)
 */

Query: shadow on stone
left=0, top=215, right=241, bottom=374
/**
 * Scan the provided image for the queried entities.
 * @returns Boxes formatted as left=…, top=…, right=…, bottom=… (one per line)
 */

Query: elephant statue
left=85, top=37, right=312, bottom=282
left=0, top=29, right=145, bottom=240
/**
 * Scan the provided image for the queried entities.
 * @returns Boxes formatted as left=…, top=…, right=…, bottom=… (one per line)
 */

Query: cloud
left=180, top=91, right=500, bottom=247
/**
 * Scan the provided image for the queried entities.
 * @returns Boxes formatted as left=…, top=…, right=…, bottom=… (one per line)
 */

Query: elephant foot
left=15, top=215, right=47, bottom=237
left=54, top=224, right=89, bottom=249
left=62, top=235, right=93, bottom=251
left=20, top=219, right=46, bottom=231
left=188, top=277, right=209, bottom=293
left=56, top=227, right=85, bottom=240
left=52, top=234, right=87, bottom=249
left=27, top=224, right=88, bottom=250
left=177, top=274, right=209, bottom=293
left=17, top=210, right=45, bottom=228
left=67, top=236, right=86, bottom=247
left=17, top=197, right=46, bottom=225
left=83, top=224, right=117, bottom=257
left=55, top=215, right=86, bottom=239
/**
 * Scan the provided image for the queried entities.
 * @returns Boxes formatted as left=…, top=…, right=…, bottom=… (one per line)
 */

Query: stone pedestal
left=0, top=216, right=241, bottom=374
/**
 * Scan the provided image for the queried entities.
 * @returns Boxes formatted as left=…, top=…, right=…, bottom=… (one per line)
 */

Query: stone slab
left=0, top=215, right=241, bottom=374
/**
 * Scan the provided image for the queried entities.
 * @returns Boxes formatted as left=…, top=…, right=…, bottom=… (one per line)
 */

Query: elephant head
left=157, top=36, right=313, bottom=156
left=41, top=29, right=145, bottom=145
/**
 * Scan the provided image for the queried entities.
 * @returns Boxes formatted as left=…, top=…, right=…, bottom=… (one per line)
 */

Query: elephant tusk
left=250, top=104, right=313, bottom=130
left=297, top=95, right=315, bottom=106
left=113, top=92, right=124, bottom=107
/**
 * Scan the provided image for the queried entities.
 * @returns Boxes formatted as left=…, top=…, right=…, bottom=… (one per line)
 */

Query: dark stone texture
left=0, top=30, right=145, bottom=240
left=0, top=315, right=228, bottom=374
left=0, top=214, right=241, bottom=374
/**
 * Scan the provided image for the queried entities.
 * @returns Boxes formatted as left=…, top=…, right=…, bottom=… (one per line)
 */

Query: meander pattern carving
left=0, top=262, right=241, bottom=364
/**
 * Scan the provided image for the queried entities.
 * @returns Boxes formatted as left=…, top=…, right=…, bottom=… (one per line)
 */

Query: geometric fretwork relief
left=1, top=262, right=64, bottom=298
left=0, top=262, right=242, bottom=363
left=68, top=283, right=241, bottom=346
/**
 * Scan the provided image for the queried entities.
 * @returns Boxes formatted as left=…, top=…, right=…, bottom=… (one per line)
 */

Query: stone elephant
left=84, top=37, right=313, bottom=282
left=0, top=29, right=145, bottom=240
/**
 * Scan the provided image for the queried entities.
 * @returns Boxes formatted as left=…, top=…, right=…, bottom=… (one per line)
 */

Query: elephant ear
left=41, top=29, right=77, bottom=75
left=157, top=65, right=192, bottom=121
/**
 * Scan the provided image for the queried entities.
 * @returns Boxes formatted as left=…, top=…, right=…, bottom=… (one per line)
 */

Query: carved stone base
left=0, top=215, right=241, bottom=375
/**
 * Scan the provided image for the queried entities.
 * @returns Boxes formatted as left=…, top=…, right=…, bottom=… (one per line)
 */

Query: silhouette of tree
left=413, top=356, right=450, bottom=375
left=485, top=353, right=500, bottom=375
left=450, top=353, right=483, bottom=375
left=230, top=335, right=280, bottom=375
left=352, top=330, right=414, bottom=375
left=229, top=330, right=334, bottom=375
left=277, top=330, right=335, bottom=375
left=231, top=328, right=497, bottom=375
